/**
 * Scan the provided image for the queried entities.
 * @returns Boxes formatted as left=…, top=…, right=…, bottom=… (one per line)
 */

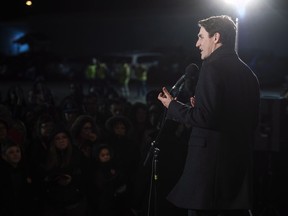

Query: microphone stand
left=143, top=84, right=183, bottom=216
left=142, top=118, right=163, bottom=216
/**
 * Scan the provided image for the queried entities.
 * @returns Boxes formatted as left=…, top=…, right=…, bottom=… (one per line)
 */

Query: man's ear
left=213, top=32, right=221, bottom=43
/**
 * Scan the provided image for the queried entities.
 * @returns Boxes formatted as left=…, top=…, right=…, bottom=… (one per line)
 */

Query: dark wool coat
left=166, top=46, right=260, bottom=210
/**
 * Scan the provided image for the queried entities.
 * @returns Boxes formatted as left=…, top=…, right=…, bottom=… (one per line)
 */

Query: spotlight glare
left=26, top=0, right=32, bottom=6
left=224, top=0, right=251, bottom=7
left=224, top=0, right=253, bottom=17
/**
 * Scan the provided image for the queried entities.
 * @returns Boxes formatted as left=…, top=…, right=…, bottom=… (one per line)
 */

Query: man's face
left=196, top=26, right=217, bottom=60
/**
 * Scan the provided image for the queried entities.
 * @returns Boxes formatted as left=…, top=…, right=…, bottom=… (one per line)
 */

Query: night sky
left=1, top=0, right=288, bottom=58
left=1, top=0, right=287, bottom=20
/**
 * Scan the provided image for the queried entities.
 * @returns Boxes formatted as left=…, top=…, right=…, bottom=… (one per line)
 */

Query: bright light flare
left=224, top=0, right=251, bottom=6
left=224, top=0, right=253, bottom=17
left=26, top=0, right=33, bottom=6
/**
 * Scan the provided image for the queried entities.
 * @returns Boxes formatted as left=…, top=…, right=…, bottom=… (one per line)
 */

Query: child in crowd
left=88, top=144, right=128, bottom=216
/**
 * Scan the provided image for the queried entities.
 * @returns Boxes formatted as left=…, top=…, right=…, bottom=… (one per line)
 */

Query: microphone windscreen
left=184, top=63, right=199, bottom=96
left=185, top=63, right=199, bottom=76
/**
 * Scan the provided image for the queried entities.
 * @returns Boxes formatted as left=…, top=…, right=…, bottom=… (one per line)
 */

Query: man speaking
left=158, top=15, right=260, bottom=216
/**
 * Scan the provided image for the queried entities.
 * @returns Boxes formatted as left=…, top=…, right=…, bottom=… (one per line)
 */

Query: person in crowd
left=104, top=115, right=140, bottom=207
left=82, top=92, right=102, bottom=124
left=60, top=82, right=85, bottom=114
left=85, top=57, right=98, bottom=84
left=103, top=98, right=131, bottom=122
left=41, top=126, right=90, bottom=216
left=27, top=113, right=56, bottom=206
left=0, top=119, right=9, bottom=148
left=0, top=138, right=35, bottom=216
left=0, top=106, right=26, bottom=148
left=88, top=144, right=128, bottom=216
left=85, top=58, right=108, bottom=93
left=129, top=102, right=151, bottom=151
left=70, top=114, right=103, bottom=160
left=59, top=99, right=82, bottom=131
left=88, top=92, right=127, bottom=129
left=104, top=115, right=139, bottom=173
left=117, top=62, right=131, bottom=98
left=3, top=85, right=26, bottom=120
left=157, top=15, right=260, bottom=216
left=28, top=76, right=55, bottom=110
left=135, top=63, right=148, bottom=98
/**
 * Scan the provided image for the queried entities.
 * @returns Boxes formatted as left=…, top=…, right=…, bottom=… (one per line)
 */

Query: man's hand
left=158, top=87, right=174, bottom=108
left=190, top=96, right=196, bottom=107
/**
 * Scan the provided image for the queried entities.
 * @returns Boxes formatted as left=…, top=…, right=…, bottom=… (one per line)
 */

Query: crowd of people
left=0, top=75, right=183, bottom=216
left=84, top=57, right=148, bottom=99
left=2, top=13, right=288, bottom=216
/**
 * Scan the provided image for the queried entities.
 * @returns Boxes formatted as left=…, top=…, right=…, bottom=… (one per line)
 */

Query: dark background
left=1, top=0, right=288, bottom=88
left=1, top=1, right=288, bottom=215
left=1, top=0, right=288, bottom=58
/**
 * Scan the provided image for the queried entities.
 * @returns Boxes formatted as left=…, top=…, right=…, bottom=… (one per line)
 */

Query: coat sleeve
left=167, top=63, right=223, bottom=129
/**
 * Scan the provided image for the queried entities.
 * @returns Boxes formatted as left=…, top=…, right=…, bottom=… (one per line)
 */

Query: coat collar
left=204, top=45, right=237, bottom=64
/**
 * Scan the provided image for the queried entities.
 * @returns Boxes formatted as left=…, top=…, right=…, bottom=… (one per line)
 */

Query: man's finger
left=162, top=87, right=171, bottom=98
left=162, top=87, right=169, bottom=94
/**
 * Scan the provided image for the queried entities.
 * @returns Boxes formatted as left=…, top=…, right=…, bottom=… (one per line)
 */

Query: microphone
left=170, top=63, right=199, bottom=97
left=184, top=63, right=199, bottom=96
left=170, top=74, right=185, bottom=93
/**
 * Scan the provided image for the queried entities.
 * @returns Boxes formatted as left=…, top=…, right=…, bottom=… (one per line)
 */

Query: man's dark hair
left=198, top=15, right=236, bottom=48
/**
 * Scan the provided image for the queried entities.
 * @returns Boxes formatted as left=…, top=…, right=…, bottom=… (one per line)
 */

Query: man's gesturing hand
left=158, top=87, right=174, bottom=108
